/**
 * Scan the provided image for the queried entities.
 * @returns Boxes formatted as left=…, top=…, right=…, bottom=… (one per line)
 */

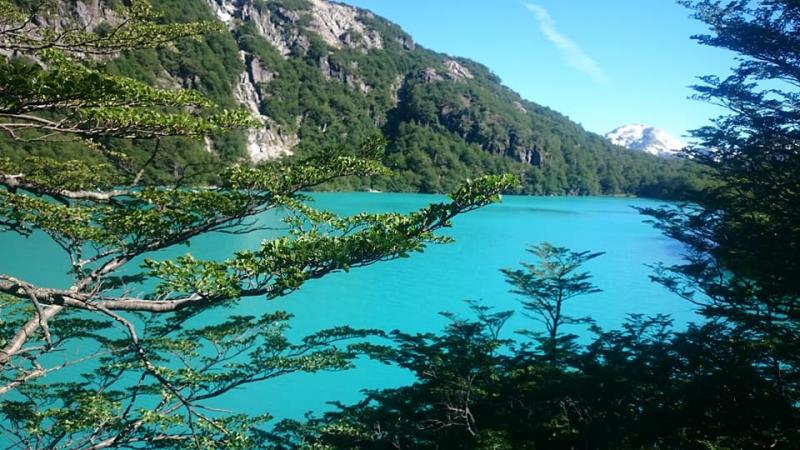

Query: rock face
left=605, top=124, right=685, bottom=158
left=443, top=59, right=473, bottom=81
left=307, top=0, right=382, bottom=50
left=520, top=148, right=545, bottom=168
left=232, top=52, right=296, bottom=162
left=208, top=0, right=307, bottom=56
left=204, top=0, right=390, bottom=162
left=421, top=60, right=474, bottom=84
left=72, top=0, right=117, bottom=28
left=208, top=0, right=381, bottom=55
left=206, top=0, right=307, bottom=160
left=319, top=57, right=370, bottom=92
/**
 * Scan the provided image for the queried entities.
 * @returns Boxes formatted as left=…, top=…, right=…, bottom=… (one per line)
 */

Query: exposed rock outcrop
left=202, top=0, right=304, bottom=161
left=389, top=75, right=405, bottom=106
left=521, top=148, right=545, bottom=168
left=421, top=60, right=474, bottom=84
left=208, top=0, right=307, bottom=56
left=208, top=0, right=381, bottom=56
left=243, top=122, right=297, bottom=162
left=307, top=0, right=382, bottom=50
left=72, top=0, right=116, bottom=28
left=207, top=0, right=237, bottom=24
left=248, top=56, right=273, bottom=85
left=204, top=0, right=391, bottom=161
left=204, top=136, right=215, bottom=154
left=233, top=52, right=296, bottom=162
left=443, top=59, right=473, bottom=81
left=396, top=35, right=415, bottom=51
left=422, top=67, right=444, bottom=83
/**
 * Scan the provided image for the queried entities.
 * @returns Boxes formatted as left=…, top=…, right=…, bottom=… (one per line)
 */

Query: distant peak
left=605, top=124, right=685, bottom=158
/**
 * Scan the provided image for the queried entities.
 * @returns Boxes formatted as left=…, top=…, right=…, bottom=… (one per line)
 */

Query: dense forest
left=0, top=0, right=707, bottom=196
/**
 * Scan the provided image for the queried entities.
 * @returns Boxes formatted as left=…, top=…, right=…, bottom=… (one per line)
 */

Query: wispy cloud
left=526, top=4, right=608, bottom=83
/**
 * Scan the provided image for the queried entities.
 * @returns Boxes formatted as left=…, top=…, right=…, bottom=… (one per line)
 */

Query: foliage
left=641, top=0, right=800, bottom=403
left=271, top=257, right=800, bottom=449
left=5, top=0, right=797, bottom=447
left=2, top=0, right=711, bottom=196
left=0, top=0, right=254, bottom=186
left=236, top=6, right=708, bottom=197
left=502, top=243, right=603, bottom=364
left=0, top=2, right=515, bottom=448
left=0, top=0, right=250, bottom=185
left=271, top=312, right=800, bottom=449
left=263, top=2, right=800, bottom=448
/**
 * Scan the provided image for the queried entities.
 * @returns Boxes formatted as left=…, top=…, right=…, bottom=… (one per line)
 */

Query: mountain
left=605, top=125, right=685, bottom=158
left=1, top=0, right=705, bottom=197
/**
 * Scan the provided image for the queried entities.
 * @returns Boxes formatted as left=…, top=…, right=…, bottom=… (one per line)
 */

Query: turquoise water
left=0, top=194, right=696, bottom=420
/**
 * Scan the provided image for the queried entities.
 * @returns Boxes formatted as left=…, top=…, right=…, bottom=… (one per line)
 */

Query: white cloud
left=526, top=4, right=608, bottom=83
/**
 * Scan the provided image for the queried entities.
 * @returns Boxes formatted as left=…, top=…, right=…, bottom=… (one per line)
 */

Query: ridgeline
left=1, top=0, right=707, bottom=196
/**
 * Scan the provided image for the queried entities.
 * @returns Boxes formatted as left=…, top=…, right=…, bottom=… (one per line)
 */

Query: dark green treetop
left=643, top=0, right=800, bottom=388
left=502, top=243, right=603, bottom=364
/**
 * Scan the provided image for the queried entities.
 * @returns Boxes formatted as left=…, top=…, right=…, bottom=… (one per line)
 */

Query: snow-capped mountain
left=605, top=124, right=685, bottom=158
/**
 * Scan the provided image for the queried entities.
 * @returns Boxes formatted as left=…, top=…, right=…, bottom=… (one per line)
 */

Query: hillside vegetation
left=1, top=0, right=707, bottom=196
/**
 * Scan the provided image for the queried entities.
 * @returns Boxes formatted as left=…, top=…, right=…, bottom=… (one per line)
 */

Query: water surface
left=0, top=194, right=695, bottom=420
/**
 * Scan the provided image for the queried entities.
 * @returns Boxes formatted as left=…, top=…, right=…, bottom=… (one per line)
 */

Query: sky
left=337, top=0, right=738, bottom=141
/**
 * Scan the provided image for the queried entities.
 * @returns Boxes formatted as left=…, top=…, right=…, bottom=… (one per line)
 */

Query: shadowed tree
left=266, top=302, right=520, bottom=450
left=642, top=0, right=800, bottom=403
left=266, top=244, right=799, bottom=448
left=501, top=243, right=603, bottom=364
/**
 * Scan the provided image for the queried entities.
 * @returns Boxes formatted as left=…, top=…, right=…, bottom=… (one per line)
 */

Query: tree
left=642, top=0, right=800, bottom=400
left=0, top=2, right=516, bottom=448
left=501, top=243, right=602, bottom=364
left=262, top=1, right=800, bottom=445
left=269, top=244, right=799, bottom=448
left=268, top=302, right=520, bottom=450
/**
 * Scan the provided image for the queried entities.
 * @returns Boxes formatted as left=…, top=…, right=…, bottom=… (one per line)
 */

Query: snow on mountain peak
left=605, top=124, right=685, bottom=158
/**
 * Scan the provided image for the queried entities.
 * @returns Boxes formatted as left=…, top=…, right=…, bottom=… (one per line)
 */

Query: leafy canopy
left=0, top=2, right=516, bottom=448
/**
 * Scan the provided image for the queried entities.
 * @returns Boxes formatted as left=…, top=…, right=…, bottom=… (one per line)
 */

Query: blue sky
left=338, top=0, right=738, bottom=141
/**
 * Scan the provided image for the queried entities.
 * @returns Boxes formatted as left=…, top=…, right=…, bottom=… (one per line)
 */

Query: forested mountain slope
left=0, top=0, right=705, bottom=196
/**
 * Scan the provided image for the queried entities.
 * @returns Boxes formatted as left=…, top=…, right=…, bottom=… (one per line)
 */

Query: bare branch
left=0, top=173, right=131, bottom=202
left=0, top=305, right=63, bottom=367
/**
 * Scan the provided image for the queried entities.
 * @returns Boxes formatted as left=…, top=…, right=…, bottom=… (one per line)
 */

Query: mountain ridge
left=1, top=0, right=705, bottom=197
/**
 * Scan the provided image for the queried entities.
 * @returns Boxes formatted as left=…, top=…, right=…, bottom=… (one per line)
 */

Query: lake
left=0, top=194, right=697, bottom=421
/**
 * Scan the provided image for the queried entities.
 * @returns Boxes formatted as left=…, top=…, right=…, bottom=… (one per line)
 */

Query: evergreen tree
left=642, top=0, right=800, bottom=400
left=501, top=243, right=602, bottom=364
